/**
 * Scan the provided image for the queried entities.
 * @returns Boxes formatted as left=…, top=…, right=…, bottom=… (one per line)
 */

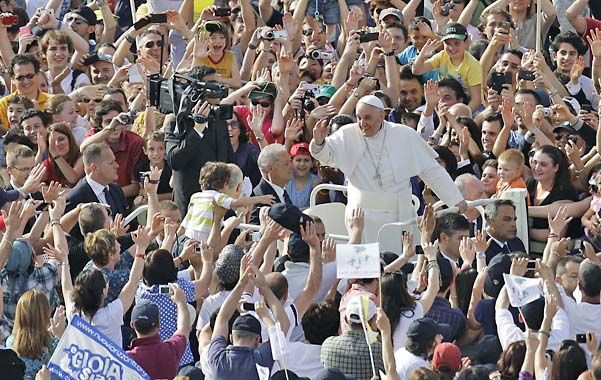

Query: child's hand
left=255, top=194, right=276, bottom=205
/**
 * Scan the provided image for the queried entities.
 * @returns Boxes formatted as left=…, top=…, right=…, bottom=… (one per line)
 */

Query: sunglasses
left=80, top=98, right=103, bottom=104
left=14, top=73, right=35, bottom=81
left=144, top=40, right=163, bottom=49
left=591, top=184, right=600, bottom=193
left=67, top=16, right=87, bottom=25
left=554, top=132, right=578, bottom=142
left=302, top=29, right=313, bottom=36
left=251, top=99, right=272, bottom=108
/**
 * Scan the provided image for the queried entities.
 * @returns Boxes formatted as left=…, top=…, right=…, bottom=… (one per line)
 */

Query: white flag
left=336, top=243, right=381, bottom=279
left=48, top=315, right=149, bottom=380
left=503, top=273, right=542, bottom=307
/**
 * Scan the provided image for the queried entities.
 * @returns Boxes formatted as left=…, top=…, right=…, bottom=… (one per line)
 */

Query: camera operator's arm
left=166, top=102, right=212, bottom=170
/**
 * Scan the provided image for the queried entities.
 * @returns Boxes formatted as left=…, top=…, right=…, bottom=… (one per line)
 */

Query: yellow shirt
left=0, top=91, right=52, bottom=130
left=426, top=50, right=483, bottom=88
left=199, top=51, right=235, bottom=79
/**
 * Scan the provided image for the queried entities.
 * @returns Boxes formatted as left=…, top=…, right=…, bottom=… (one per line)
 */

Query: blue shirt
left=207, top=336, right=274, bottom=380
left=398, top=46, right=439, bottom=82
left=136, top=278, right=196, bottom=365
left=426, top=296, right=467, bottom=342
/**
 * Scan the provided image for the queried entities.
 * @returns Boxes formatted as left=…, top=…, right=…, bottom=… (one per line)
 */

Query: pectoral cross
left=374, top=171, right=383, bottom=187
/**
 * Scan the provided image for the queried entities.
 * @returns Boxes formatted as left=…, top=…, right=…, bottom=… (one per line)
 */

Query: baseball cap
left=441, top=23, right=468, bottom=41
left=232, top=314, right=261, bottom=335
left=131, top=301, right=160, bottom=331
left=287, top=233, right=310, bottom=261
left=562, top=96, right=581, bottom=115
left=290, top=142, right=310, bottom=157
left=316, top=84, right=337, bottom=100
left=71, top=6, right=97, bottom=25
left=85, top=53, right=113, bottom=65
left=432, top=342, right=462, bottom=372
left=272, top=370, right=310, bottom=380
left=461, top=335, right=503, bottom=365
left=215, top=244, right=245, bottom=285
left=345, top=293, right=377, bottom=324
left=204, top=21, right=228, bottom=35
left=553, top=121, right=579, bottom=135
left=484, top=253, right=512, bottom=298
left=379, top=7, right=404, bottom=23
left=407, top=317, right=444, bottom=341
left=249, top=81, right=278, bottom=100
left=177, top=366, right=203, bottom=380
left=268, top=203, right=313, bottom=235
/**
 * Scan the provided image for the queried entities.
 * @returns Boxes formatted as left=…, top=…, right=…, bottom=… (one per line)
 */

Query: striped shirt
left=182, top=190, right=234, bottom=241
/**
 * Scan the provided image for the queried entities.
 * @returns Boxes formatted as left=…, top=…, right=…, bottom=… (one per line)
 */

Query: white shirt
left=565, top=75, right=599, bottom=111
left=46, top=69, right=91, bottom=94
left=196, top=290, right=231, bottom=331
left=282, top=261, right=337, bottom=302
left=273, top=342, right=324, bottom=379
left=392, top=302, right=424, bottom=351
left=394, top=347, right=429, bottom=380
left=86, top=175, right=108, bottom=204
left=495, top=307, right=570, bottom=351
left=67, top=298, right=124, bottom=347
left=559, top=286, right=601, bottom=339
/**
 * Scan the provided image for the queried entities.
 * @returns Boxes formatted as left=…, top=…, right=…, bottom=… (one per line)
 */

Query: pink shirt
left=234, top=105, right=283, bottom=145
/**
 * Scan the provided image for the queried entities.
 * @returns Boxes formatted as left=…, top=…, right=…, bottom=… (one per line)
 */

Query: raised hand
left=418, top=203, right=436, bottom=244
left=144, top=166, right=163, bottom=195
left=300, top=221, right=320, bottom=249
left=422, top=240, right=439, bottom=261
left=424, top=79, right=440, bottom=106
left=459, top=236, right=476, bottom=266
left=284, top=118, right=303, bottom=143
left=42, top=181, right=62, bottom=203
left=321, top=238, right=336, bottom=263
left=587, top=28, right=601, bottom=58
left=131, top=225, right=151, bottom=249
left=247, top=105, right=267, bottom=135
left=48, top=305, right=66, bottom=338
left=472, top=230, right=489, bottom=253
left=310, top=104, right=337, bottom=120
left=193, top=32, right=209, bottom=59
left=402, top=231, right=415, bottom=259
left=547, top=206, right=573, bottom=236
left=313, top=119, right=329, bottom=145
left=509, top=257, right=528, bottom=277
left=570, top=56, right=585, bottom=84
left=420, top=39, right=442, bottom=58
left=43, top=243, right=68, bottom=263
left=110, top=213, right=130, bottom=237
left=22, top=164, right=46, bottom=195
left=347, top=208, right=365, bottom=235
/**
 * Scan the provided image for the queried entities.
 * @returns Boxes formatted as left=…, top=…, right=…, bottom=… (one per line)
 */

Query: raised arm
left=566, top=0, right=588, bottom=35
left=293, top=222, right=323, bottom=318
left=420, top=240, right=441, bottom=314
left=118, top=226, right=150, bottom=312
left=252, top=267, right=290, bottom=334
left=170, top=283, right=191, bottom=337
left=376, top=309, right=401, bottom=380
left=213, top=256, right=253, bottom=338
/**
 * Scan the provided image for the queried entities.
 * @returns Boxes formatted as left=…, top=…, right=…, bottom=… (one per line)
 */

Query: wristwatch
left=384, top=51, right=395, bottom=56
left=248, top=43, right=258, bottom=50
left=125, top=34, right=135, bottom=44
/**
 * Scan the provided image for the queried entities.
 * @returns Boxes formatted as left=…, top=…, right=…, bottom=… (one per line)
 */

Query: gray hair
left=257, top=144, right=287, bottom=175
left=484, top=199, right=515, bottom=221
left=227, top=163, right=243, bottom=189
left=82, top=143, right=108, bottom=167
left=454, top=174, right=480, bottom=196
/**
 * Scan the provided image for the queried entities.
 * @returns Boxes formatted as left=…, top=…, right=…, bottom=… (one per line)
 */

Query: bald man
left=310, top=95, right=467, bottom=243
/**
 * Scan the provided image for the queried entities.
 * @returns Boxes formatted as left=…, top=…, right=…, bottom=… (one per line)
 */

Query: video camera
left=148, top=66, right=233, bottom=137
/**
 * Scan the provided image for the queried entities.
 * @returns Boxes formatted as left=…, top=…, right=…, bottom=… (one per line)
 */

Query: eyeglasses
left=302, top=29, right=313, bottom=36
left=12, top=166, right=33, bottom=172
left=251, top=99, right=272, bottom=108
left=80, top=98, right=103, bottom=103
left=227, top=120, right=240, bottom=129
left=13, top=73, right=35, bottom=81
left=144, top=40, right=163, bottom=49
left=67, top=16, right=87, bottom=25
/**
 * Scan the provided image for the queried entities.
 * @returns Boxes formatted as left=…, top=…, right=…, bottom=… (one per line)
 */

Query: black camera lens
left=309, top=50, right=320, bottom=59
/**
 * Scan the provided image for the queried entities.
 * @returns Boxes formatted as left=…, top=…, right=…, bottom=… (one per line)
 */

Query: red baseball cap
left=432, top=342, right=462, bottom=372
left=290, top=142, right=310, bottom=157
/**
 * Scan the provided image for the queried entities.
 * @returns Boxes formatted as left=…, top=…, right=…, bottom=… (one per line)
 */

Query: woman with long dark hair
left=41, top=122, right=84, bottom=187
left=527, top=145, right=578, bottom=253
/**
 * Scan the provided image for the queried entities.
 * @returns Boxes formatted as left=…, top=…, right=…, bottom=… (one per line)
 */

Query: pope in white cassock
left=309, top=95, right=468, bottom=243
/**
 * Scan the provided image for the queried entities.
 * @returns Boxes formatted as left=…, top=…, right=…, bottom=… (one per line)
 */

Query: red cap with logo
left=290, top=142, right=311, bottom=157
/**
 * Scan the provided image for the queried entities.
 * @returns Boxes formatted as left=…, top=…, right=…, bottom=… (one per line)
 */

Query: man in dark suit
left=165, top=101, right=234, bottom=217
left=66, top=143, right=130, bottom=225
left=481, top=199, right=526, bottom=263
left=251, top=144, right=293, bottom=224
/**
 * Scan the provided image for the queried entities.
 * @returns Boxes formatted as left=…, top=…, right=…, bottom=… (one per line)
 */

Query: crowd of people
left=0, top=0, right=599, bottom=379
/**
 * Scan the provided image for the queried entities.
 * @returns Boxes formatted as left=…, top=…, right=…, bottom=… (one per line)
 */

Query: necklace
left=363, top=123, right=387, bottom=187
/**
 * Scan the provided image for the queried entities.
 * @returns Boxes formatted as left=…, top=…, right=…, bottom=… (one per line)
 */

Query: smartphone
left=490, top=71, right=512, bottom=94
left=272, top=30, right=288, bottom=39
left=359, top=32, right=379, bottom=43
left=195, top=244, right=202, bottom=254
left=250, top=231, right=261, bottom=242
left=214, top=7, right=232, bottom=17
left=319, top=52, right=333, bottom=61
left=134, top=13, right=167, bottom=30
left=576, top=334, right=587, bottom=344
left=241, top=302, right=255, bottom=312
left=158, top=285, right=172, bottom=295
left=517, top=69, right=536, bottom=81
left=19, top=26, right=31, bottom=37
left=2, top=15, right=18, bottom=26
left=128, top=64, right=143, bottom=84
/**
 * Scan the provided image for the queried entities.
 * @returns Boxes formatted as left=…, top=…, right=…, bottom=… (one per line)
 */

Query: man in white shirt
left=395, top=317, right=444, bottom=380
left=559, top=259, right=601, bottom=341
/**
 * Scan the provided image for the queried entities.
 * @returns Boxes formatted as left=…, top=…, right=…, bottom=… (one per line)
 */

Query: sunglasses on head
left=251, top=99, right=272, bottom=108
left=144, top=40, right=163, bottom=49
left=14, top=73, right=35, bottom=81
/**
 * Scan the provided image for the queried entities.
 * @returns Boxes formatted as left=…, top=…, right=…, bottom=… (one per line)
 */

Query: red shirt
left=234, top=105, right=283, bottom=145
left=83, top=129, right=145, bottom=187
left=127, top=333, right=187, bottom=380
